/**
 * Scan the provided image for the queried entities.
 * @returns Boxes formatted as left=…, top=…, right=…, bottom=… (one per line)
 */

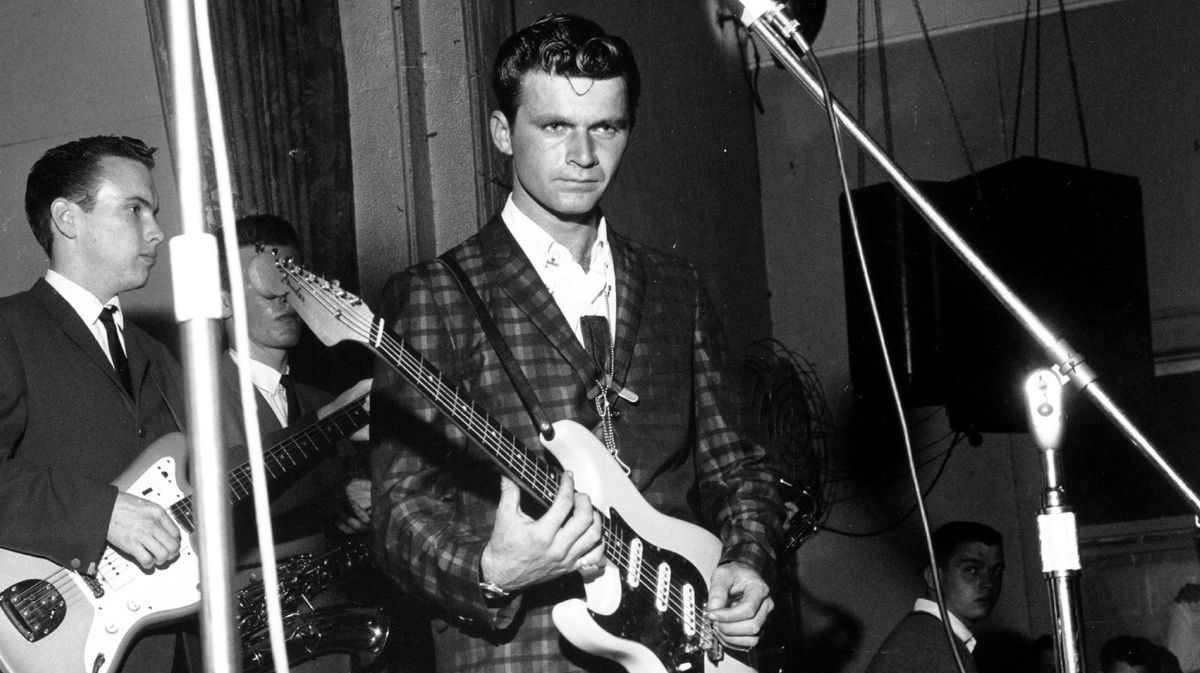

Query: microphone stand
left=728, top=0, right=1200, bottom=516
left=1026, top=370, right=1086, bottom=673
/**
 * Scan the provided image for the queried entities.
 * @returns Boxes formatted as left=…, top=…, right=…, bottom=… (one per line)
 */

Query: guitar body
left=544, top=421, right=754, bottom=673
left=0, top=433, right=201, bottom=673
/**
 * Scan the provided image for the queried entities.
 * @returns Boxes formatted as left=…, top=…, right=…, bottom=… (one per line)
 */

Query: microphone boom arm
left=735, top=1, right=1200, bottom=516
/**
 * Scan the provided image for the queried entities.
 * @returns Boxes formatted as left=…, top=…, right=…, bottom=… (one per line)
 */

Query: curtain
left=145, top=0, right=357, bottom=291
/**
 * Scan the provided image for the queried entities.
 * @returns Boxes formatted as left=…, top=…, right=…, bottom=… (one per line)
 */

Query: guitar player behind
left=0, top=135, right=191, bottom=672
left=371, top=14, right=786, bottom=672
left=211, top=214, right=375, bottom=672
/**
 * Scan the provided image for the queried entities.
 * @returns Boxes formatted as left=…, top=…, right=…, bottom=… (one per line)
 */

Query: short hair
left=932, top=521, right=1003, bottom=568
left=25, top=135, right=157, bottom=257
left=215, top=214, right=300, bottom=290
left=1100, top=635, right=1179, bottom=673
left=493, top=13, right=641, bottom=126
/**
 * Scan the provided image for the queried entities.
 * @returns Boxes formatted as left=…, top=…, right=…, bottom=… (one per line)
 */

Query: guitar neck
left=226, top=395, right=370, bottom=504
left=169, top=396, right=369, bottom=531
left=366, top=319, right=563, bottom=508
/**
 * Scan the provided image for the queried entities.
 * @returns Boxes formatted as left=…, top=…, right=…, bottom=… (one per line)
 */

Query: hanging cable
left=909, top=0, right=976, bottom=176
left=1055, top=0, right=1093, bottom=168
left=1034, top=0, right=1043, bottom=157
left=873, top=0, right=895, bottom=160
left=1010, top=0, right=1034, bottom=160
left=856, top=0, right=867, bottom=186
left=783, top=23, right=969, bottom=673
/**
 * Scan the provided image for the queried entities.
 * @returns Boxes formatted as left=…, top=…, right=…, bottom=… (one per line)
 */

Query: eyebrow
left=527, top=112, right=630, bottom=129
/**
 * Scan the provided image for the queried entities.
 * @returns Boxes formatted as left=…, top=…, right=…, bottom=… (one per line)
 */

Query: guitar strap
left=438, top=255, right=557, bottom=441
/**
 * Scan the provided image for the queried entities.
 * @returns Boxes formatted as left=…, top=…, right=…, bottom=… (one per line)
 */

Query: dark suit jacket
left=372, top=214, right=785, bottom=671
left=0, top=278, right=185, bottom=571
left=865, top=611, right=978, bottom=673
left=216, top=354, right=341, bottom=555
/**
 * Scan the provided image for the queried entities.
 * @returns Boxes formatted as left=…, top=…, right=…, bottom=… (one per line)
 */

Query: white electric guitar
left=270, top=259, right=757, bottom=673
left=0, top=395, right=369, bottom=673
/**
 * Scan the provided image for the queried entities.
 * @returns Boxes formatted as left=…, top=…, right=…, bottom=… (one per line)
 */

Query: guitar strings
left=5, top=389, right=369, bottom=632
left=283, top=266, right=721, bottom=649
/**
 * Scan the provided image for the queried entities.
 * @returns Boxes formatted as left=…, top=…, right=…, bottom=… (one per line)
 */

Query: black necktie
left=279, top=372, right=301, bottom=425
left=580, top=315, right=612, bottom=375
left=98, top=306, right=134, bottom=398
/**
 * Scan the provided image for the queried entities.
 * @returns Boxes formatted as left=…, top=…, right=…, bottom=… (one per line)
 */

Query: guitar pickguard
left=82, top=455, right=201, bottom=673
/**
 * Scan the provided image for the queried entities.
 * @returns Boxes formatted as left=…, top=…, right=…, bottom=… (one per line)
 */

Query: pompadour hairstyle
left=493, top=13, right=641, bottom=126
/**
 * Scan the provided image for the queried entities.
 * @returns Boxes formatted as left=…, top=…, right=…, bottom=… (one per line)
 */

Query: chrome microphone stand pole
left=165, top=0, right=238, bottom=670
left=728, top=0, right=1200, bottom=516
left=1025, top=370, right=1086, bottom=673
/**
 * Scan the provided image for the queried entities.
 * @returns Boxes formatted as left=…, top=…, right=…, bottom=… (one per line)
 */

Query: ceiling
left=810, top=0, right=1124, bottom=54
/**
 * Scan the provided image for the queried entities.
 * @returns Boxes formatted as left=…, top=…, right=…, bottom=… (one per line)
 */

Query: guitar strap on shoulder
left=437, top=255, right=556, bottom=442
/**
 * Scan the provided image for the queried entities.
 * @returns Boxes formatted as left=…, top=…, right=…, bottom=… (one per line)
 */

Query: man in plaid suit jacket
left=372, top=14, right=785, bottom=672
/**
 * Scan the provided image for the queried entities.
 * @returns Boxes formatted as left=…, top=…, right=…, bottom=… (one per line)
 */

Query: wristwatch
left=479, top=580, right=511, bottom=601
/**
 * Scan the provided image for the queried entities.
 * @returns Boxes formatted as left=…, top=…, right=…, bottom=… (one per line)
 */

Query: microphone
left=720, top=0, right=814, bottom=53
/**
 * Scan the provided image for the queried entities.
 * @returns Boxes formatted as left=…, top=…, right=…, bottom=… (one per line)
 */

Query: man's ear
left=923, top=566, right=936, bottom=592
left=50, top=198, right=77, bottom=240
left=220, top=290, right=233, bottom=320
left=490, top=110, right=513, bottom=156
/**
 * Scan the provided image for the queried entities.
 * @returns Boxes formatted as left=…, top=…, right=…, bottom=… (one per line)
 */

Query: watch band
left=479, top=580, right=511, bottom=600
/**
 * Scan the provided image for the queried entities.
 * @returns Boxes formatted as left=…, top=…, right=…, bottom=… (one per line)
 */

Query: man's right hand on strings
left=107, top=492, right=182, bottom=569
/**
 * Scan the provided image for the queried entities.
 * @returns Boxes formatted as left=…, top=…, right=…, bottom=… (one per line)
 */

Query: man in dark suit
left=371, top=14, right=785, bottom=671
left=0, top=135, right=188, bottom=672
left=215, top=215, right=370, bottom=535
left=214, top=214, right=374, bottom=672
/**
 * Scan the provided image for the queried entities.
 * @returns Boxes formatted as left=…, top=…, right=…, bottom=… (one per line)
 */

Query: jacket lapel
left=608, top=229, right=644, bottom=390
left=32, top=279, right=136, bottom=410
left=477, top=217, right=600, bottom=389
left=122, top=326, right=152, bottom=403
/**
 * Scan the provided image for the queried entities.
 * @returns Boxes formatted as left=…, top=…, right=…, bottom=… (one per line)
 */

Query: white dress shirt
left=45, top=269, right=126, bottom=368
left=228, top=351, right=292, bottom=427
left=502, top=197, right=616, bottom=347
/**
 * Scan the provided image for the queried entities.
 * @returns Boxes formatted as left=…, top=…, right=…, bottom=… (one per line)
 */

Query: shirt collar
left=45, top=269, right=123, bottom=329
left=228, top=350, right=287, bottom=393
left=502, top=196, right=610, bottom=272
left=912, top=598, right=977, bottom=652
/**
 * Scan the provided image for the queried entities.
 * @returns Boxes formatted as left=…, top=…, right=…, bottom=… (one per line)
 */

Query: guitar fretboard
left=169, top=396, right=370, bottom=532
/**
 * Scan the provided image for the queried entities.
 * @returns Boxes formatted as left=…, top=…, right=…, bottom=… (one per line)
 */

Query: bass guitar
left=0, top=393, right=369, bottom=673
left=270, top=259, right=755, bottom=673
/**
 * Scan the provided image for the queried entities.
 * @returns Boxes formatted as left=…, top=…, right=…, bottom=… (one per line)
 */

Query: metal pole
left=1025, top=370, right=1086, bottom=673
left=165, top=0, right=238, bottom=671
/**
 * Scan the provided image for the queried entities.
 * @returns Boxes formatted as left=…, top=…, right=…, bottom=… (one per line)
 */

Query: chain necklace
left=593, top=283, right=630, bottom=475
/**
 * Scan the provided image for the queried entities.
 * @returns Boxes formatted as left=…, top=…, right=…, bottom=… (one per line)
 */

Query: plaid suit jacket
left=371, top=214, right=784, bottom=672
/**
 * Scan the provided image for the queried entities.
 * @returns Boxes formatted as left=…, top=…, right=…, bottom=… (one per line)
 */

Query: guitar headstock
left=267, top=258, right=377, bottom=348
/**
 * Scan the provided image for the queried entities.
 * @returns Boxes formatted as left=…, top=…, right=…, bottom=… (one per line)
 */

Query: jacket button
left=137, top=427, right=147, bottom=439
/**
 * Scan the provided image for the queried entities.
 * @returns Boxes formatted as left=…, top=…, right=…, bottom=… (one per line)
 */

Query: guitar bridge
left=705, top=639, right=725, bottom=665
left=0, top=579, right=67, bottom=642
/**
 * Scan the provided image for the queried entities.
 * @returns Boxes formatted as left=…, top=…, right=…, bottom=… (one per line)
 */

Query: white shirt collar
left=501, top=196, right=616, bottom=345
left=45, top=269, right=123, bottom=329
left=501, top=196, right=611, bottom=272
left=228, top=351, right=290, bottom=426
left=913, top=597, right=977, bottom=652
